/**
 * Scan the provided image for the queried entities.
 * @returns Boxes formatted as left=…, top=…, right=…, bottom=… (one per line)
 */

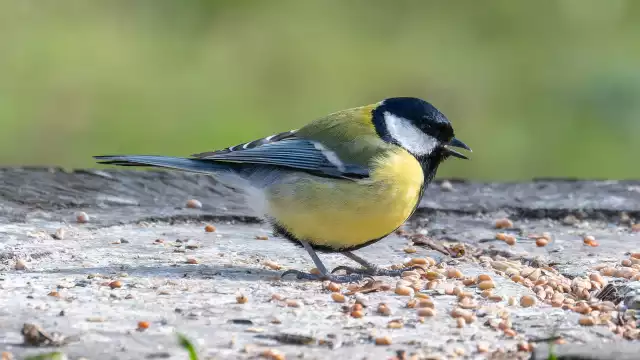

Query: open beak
left=443, top=137, right=472, bottom=160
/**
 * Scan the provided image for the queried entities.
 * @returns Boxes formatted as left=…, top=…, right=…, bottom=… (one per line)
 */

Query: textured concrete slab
left=1, top=168, right=639, bottom=359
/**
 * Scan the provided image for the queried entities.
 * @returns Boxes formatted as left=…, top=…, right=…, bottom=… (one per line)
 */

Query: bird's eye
left=420, top=121, right=453, bottom=142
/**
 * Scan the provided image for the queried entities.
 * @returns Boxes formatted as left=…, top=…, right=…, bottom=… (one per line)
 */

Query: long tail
left=94, top=155, right=230, bottom=175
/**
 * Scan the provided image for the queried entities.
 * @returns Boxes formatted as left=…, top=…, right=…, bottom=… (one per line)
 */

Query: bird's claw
left=280, top=269, right=364, bottom=283
left=331, top=265, right=424, bottom=277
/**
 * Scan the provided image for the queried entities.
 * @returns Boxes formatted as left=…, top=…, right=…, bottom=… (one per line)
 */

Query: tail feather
left=94, top=155, right=228, bottom=174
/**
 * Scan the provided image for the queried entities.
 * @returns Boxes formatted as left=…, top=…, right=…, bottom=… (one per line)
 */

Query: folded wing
left=193, top=136, right=369, bottom=180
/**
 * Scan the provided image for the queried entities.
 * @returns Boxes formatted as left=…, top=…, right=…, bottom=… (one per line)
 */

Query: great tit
left=95, top=97, right=471, bottom=283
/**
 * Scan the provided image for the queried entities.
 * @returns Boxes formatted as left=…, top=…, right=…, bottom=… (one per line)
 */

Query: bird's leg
left=331, top=251, right=422, bottom=277
left=281, top=241, right=365, bottom=283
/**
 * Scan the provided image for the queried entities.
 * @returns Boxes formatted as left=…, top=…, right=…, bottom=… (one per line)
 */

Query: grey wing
left=192, top=129, right=299, bottom=156
left=191, top=131, right=369, bottom=180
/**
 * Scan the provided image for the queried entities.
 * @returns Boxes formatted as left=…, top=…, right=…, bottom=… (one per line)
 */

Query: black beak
left=443, top=137, right=472, bottom=160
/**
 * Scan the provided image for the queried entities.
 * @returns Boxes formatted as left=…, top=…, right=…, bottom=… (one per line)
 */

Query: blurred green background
left=1, top=0, right=639, bottom=180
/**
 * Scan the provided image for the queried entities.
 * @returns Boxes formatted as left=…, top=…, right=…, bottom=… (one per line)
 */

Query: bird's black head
left=371, top=97, right=471, bottom=160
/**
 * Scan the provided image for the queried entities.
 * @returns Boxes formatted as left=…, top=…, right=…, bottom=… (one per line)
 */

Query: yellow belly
left=266, top=148, right=424, bottom=249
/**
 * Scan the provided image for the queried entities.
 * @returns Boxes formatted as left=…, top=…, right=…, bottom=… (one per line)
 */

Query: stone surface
left=0, top=168, right=639, bottom=359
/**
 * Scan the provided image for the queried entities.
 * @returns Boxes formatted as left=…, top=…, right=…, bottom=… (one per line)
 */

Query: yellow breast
left=266, top=148, right=424, bottom=250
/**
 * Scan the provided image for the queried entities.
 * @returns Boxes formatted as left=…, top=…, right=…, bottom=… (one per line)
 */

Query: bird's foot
left=280, top=269, right=365, bottom=283
left=330, top=265, right=424, bottom=277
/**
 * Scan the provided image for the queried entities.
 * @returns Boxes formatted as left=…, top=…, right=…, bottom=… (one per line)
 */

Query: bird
left=94, top=97, right=471, bottom=283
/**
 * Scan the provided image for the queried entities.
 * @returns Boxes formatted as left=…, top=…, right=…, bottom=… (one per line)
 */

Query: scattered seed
left=573, top=302, right=591, bottom=314
left=263, top=260, right=281, bottom=270
left=375, top=336, right=392, bottom=346
left=478, top=281, right=495, bottom=290
left=186, top=258, right=198, bottom=264
left=331, top=292, right=345, bottom=303
left=410, top=258, right=428, bottom=265
left=450, top=308, right=469, bottom=319
left=406, top=299, right=417, bottom=308
left=325, top=282, right=341, bottom=292
left=285, top=299, right=300, bottom=307
left=261, top=349, right=285, bottom=360
left=52, top=228, right=66, bottom=240
left=578, top=316, right=596, bottom=326
left=614, top=268, right=635, bottom=278
left=508, top=296, right=517, bottom=306
left=517, top=342, right=532, bottom=352
left=351, top=304, right=363, bottom=311
left=387, top=319, right=403, bottom=329
left=14, top=259, right=27, bottom=270
left=451, top=308, right=475, bottom=323
left=477, top=274, right=492, bottom=282
left=271, top=293, right=284, bottom=301
left=425, top=271, right=442, bottom=281
left=495, top=218, right=514, bottom=229
left=503, top=328, right=517, bottom=337
left=504, top=235, right=516, bottom=246
left=444, top=285, right=456, bottom=295
left=440, top=180, right=453, bottom=192
left=236, top=294, right=248, bottom=304
left=417, top=308, right=436, bottom=317
left=186, top=199, right=202, bottom=209
left=456, top=317, right=465, bottom=328
left=255, top=235, right=269, bottom=240
left=600, top=267, right=616, bottom=276
left=350, top=310, right=364, bottom=318
left=495, top=233, right=508, bottom=241
left=377, top=303, right=392, bottom=316
left=48, top=291, right=60, bottom=297
left=510, top=274, right=523, bottom=283
left=137, top=321, right=150, bottom=330
left=395, top=286, right=413, bottom=296
left=446, top=268, right=463, bottom=279
left=204, top=224, right=216, bottom=232
left=477, top=343, right=489, bottom=353
left=535, top=238, right=549, bottom=247
left=520, top=295, right=535, bottom=307
left=76, top=211, right=90, bottom=223
left=401, top=270, right=420, bottom=279
left=480, top=289, right=493, bottom=298
left=109, top=280, right=122, bottom=289
left=489, top=295, right=503, bottom=302
left=418, top=299, right=435, bottom=308
left=403, top=247, right=417, bottom=254
left=583, top=235, right=596, bottom=245
left=462, top=277, right=476, bottom=286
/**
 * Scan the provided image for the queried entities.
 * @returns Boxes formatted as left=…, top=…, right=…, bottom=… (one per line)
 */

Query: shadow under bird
left=94, top=97, right=471, bottom=283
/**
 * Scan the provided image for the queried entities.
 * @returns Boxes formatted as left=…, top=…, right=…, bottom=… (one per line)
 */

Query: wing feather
left=191, top=131, right=369, bottom=180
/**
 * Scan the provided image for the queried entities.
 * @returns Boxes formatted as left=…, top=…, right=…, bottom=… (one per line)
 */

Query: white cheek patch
left=383, top=111, right=439, bottom=155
